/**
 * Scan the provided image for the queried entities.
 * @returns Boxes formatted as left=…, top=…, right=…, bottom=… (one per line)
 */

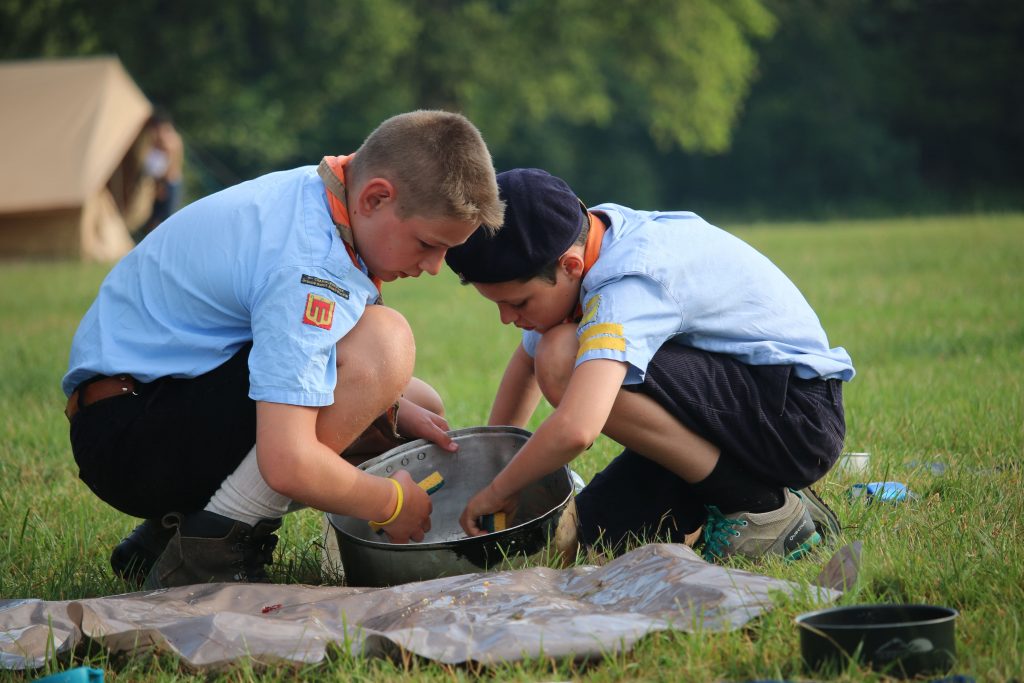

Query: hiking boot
left=142, top=511, right=281, bottom=589
left=792, top=486, right=842, bottom=541
left=702, top=488, right=821, bottom=562
left=110, top=518, right=176, bottom=586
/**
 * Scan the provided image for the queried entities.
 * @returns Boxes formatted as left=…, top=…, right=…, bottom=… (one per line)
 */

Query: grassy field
left=0, top=213, right=1021, bottom=681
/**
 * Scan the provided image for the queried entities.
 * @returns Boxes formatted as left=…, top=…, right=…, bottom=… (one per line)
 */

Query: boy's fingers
left=437, top=432, right=457, bottom=452
left=459, top=510, right=477, bottom=536
left=425, top=423, right=457, bottom=452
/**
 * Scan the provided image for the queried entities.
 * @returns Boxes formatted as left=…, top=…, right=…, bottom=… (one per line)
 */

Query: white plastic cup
left=838, top=452, right=870, bottom=476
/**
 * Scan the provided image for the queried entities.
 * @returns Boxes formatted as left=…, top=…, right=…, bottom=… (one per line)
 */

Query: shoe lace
left=702, top=506, right=745, bottom=559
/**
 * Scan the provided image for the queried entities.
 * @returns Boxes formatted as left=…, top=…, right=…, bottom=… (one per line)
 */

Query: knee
left=337, top=306, right=415, bottom=391
left=404, top=377, right=445, bottom=417
left=534, top=323, right=579, bottom=406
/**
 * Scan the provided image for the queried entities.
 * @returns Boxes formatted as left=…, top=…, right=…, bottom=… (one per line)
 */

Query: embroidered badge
left=580, top=295, right=601, bottom=325
left=302, top=293, right=336, bottom=330
left=300, top=274, right=349, bottom=300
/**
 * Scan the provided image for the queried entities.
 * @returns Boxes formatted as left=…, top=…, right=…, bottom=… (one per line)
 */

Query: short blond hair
left=347, top=110, right=504, bottom=230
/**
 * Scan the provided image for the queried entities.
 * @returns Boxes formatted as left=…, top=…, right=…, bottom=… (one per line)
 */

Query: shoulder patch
left=301, top=274, right=349, bottom=300
left=580, top=295, right=600, bottom=325
left=302, top=293, right=336, bottom=330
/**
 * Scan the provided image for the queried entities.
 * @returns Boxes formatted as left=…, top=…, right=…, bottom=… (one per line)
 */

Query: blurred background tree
left=2, top=0, right=1021, bottom=219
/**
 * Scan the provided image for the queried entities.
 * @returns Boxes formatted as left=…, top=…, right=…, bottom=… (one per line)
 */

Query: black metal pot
left=796, top=604, right=958, bottom=677
left=326, top=426, right=573, bottom=587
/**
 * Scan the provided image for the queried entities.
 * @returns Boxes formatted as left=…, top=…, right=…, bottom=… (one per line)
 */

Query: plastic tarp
left=0, top=544, right=845, bottom=672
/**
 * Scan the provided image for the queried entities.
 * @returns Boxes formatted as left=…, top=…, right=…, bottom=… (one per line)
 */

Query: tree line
left=3, top=0, right=1021, bottom=219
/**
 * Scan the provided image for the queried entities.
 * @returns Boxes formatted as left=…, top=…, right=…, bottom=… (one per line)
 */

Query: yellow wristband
left=368, top=478, right=404, bottom=530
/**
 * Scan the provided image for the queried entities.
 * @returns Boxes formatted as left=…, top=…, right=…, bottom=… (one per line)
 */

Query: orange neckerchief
left=317, top=154, right=383, bottom=294
left=571, top=211, right=607, bottom=322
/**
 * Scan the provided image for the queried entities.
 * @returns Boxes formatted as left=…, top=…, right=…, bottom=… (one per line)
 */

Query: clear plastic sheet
left=1, top=544, right=840, bottom=671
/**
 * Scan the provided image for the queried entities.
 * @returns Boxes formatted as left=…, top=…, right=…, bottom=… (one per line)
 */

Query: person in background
left=135, top=108, right=184, bottom=241
left=63, top=111, right=504, bottom=588
left=445, top=168, right=853, bottom=564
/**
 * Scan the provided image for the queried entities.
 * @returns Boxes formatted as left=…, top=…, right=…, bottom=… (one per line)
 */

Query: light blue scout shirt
left=522, top=204, right=855, bottom=385
left=62, top=166, right=381, bottom=406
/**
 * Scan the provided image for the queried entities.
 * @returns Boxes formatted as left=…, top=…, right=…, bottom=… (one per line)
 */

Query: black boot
left=110, top=518, right=176, bottom=586
left=142, top=511, right=281, bottom=589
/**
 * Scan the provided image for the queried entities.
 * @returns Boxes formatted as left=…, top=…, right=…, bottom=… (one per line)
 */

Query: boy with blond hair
left=445, top=168, right=852, bottom=562
left=63, top=111, right=504, bottom=587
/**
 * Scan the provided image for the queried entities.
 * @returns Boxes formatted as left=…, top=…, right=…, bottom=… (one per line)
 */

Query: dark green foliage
left=1, top=0, right=1021, bottom=216
left=667, top=0, right=1024, bottom=218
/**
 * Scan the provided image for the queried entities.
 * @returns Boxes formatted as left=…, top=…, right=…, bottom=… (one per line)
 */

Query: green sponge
left=480, top=512, right=507, bottom=533
left=417, top=471, right=445, bottom=494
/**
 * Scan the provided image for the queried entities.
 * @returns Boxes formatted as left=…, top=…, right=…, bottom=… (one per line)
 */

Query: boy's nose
left=498, top=305, right=517, bottom=325
left=420, top=250, right=445, bottom=276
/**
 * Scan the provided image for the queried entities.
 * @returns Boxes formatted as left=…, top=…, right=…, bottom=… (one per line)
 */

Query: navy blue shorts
left=69, top=344, right=256, bottom=518
left=575, top=344, right=846, bottom=552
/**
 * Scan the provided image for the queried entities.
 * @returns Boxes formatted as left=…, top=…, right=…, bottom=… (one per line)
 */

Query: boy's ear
left=353, top=177, right=396, bottom=215
left=560, top=252, right=584, bottom=279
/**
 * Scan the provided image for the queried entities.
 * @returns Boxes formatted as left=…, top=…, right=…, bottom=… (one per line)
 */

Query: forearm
left=490, top=358, right=628, bottom=499
left=264, top=441, right=397, bottom=521
left=488, top=411, right=590, bottom=498
left=488, top=344, right=542, bottom=427
left=256, top=403, right=398, bottom=521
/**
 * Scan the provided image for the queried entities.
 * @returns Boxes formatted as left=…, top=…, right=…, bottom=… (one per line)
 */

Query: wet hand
left=380, top=470, right=432, bottom=543
left=459, top=482, right=519, bottom=537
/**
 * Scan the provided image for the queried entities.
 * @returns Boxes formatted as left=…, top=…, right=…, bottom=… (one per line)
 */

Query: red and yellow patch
left=302, top=293, right=335, bottom=330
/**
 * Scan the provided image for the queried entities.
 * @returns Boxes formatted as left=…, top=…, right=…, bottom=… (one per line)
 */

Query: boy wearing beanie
left=445, top=169, right=853, bottom=562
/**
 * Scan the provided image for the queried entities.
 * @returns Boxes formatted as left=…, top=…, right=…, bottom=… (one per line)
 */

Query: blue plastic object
left=33, top=667, right=104, bottom=683
left=849, top=481, right=914, bottom=503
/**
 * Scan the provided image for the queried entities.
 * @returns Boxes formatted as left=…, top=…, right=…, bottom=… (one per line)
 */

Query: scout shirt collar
left=317, top=154, right=383, bottom=295
left=570, top=210, right=606, bottom=322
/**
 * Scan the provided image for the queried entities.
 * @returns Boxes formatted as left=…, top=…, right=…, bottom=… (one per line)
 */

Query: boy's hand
left=459, top=482, right=519, bottom=537
left=397, top=400, right=458, bottom=452
left=381, top=470, right=433, bottom=543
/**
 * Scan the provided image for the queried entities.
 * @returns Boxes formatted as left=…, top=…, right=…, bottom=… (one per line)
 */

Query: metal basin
left=796, top=604, right=958, bottom=677
left=326, top=426, right=573, bottom=587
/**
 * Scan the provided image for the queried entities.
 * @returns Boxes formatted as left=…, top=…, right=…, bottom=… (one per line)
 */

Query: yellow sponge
left=480, top=512, right=507, bottom=533
left=417, top=471, right=445, bottom=495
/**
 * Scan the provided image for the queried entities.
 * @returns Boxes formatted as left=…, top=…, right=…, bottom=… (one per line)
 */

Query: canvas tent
left=0, top=56, right=154, bottom=261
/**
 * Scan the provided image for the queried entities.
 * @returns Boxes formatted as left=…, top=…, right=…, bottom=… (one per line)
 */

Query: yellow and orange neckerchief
left=316, top=154, right=383, bottom=295
left=571, top=210, right=607, bottom=322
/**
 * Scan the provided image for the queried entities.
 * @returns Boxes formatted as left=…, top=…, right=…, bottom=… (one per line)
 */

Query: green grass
left=1, top=213, right=1022, bottom=681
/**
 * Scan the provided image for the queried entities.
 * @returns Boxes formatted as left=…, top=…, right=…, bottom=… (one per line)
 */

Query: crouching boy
left=62, top=111, right=504, bottom=587
left=445, top=168, right=853, bottom=562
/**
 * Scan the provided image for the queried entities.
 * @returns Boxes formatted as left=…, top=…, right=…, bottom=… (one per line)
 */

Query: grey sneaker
left=703, top=488, right=821, bottom=562
left=791, top=487, right=842, bottom=541
left=110, top=518, right=175, bottom=586
left=143, top=511, right=281, bottom=589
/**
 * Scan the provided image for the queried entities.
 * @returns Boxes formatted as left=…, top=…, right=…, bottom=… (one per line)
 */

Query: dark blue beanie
left=445, top=168, right=587, bottom=283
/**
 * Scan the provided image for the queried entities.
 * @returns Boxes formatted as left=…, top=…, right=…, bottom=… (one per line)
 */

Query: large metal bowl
left=326, top=426, right=573, bottom=587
